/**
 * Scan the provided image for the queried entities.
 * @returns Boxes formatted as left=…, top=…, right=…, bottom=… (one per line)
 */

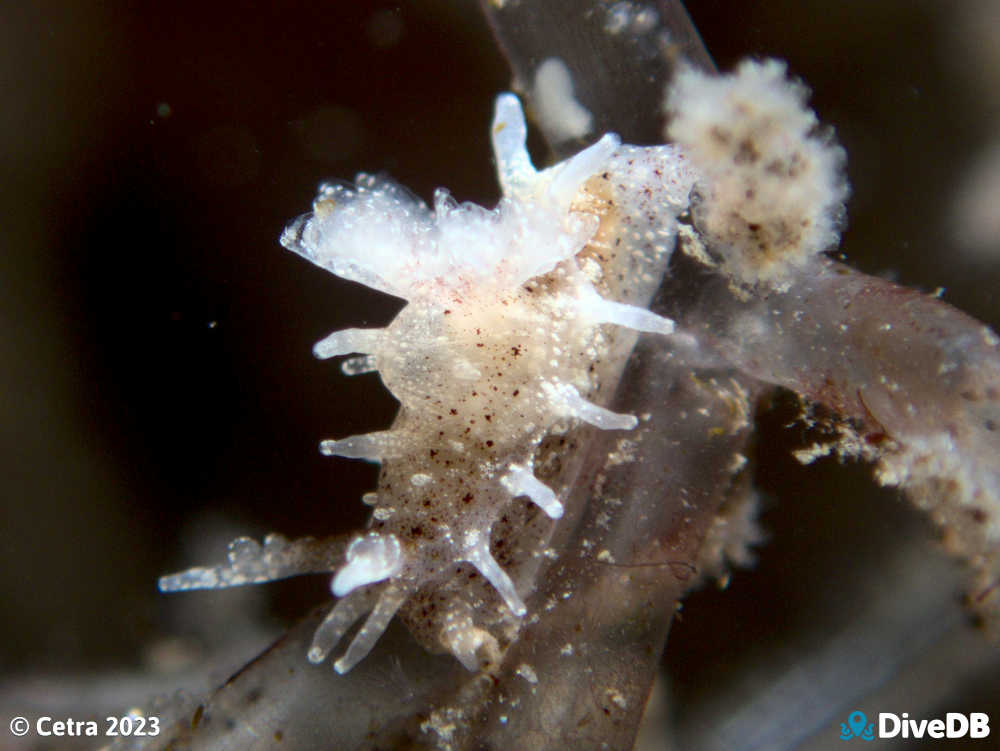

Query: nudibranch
left=160, top=93, right=694, bottom=673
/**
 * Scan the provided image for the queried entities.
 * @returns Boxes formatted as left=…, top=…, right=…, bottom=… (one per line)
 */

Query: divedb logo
left=839, top=710, right=991, bottom=741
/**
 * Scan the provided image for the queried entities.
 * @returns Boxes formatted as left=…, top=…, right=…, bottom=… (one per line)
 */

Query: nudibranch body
left=161, top=94, right=694, bottom=673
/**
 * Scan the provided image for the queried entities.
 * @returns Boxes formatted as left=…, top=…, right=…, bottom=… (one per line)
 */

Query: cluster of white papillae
left=282, top=93, right=616, bottom=301
left=666, top=59, right=848, bottom=289
left=160, top=92, right=695, bottom=674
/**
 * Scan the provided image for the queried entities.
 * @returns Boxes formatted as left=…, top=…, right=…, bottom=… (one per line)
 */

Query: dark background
left=1, top=0, right=997, bottom=740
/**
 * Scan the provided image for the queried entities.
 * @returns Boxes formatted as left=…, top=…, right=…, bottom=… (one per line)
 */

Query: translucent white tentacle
left=334, top=586, right=409, bottom=674
left=463, top=537, right=526, bottom=616
left=158, top=534, right=338, bottom=591
left=492, top=90, right=620, bottom=211
left=500, top=464, right=563, bottom=519
left=320, top=430, right=396, bottom=463
left=308, top=587, right=377, bottom=665
left=541, top=381, right=638, bottom=430
left=492, top=93, right=536, bottom=198
left=548, top=133, right=620, bottom=209
left=313, top=328, right=383, bottom=360
left=583, top=296, right=676, bottom=335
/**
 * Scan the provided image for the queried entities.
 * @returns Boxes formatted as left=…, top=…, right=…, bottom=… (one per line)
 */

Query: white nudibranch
left=160, top=92, right=695, bottom=674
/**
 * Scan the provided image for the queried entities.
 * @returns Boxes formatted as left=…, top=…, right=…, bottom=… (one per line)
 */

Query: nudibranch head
left=280, top=93, right=621, bottom=303
left=161, top=92, right=695, bottom=675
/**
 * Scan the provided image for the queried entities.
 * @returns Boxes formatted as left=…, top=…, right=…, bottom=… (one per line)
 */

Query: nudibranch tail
left=439, top=607, right=499, bottom=672
left=161, top=91, right=697, bottom=674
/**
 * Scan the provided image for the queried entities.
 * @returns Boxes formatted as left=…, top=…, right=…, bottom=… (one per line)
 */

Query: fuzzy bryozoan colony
left=666, top=58, right=848, bottom=290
